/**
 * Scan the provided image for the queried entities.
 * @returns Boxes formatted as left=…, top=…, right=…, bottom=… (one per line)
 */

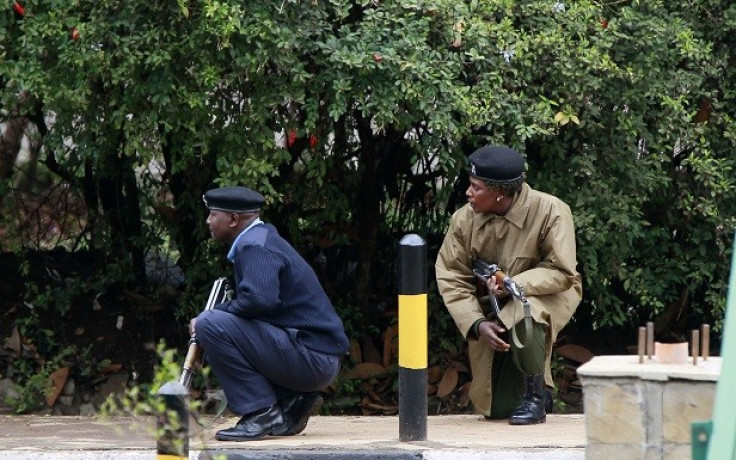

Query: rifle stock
left=179, top=277, right=230, bottom=388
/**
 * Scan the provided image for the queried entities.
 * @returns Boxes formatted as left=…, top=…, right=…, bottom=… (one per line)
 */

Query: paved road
left=0, top=413, right=586, bottom=459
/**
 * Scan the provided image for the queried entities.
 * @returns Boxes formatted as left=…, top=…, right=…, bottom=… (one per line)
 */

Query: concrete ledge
left=578, top=355, right=720, bottom=460
left=577, top=355, right=721, bottom=381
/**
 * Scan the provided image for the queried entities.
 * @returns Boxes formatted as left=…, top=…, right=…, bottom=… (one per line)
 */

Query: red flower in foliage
left=287, top=129, right=297, bottom=148
left=13, top=1, right=25, bottom=16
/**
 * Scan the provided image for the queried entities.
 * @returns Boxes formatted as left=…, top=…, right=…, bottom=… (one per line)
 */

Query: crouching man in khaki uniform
left=435, top=145, right=582, bottom=424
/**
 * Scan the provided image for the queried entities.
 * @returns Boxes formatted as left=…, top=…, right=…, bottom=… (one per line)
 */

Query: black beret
left=202, top=186, right=265, bottom=213
left=468, top=146, right=525, bottom=184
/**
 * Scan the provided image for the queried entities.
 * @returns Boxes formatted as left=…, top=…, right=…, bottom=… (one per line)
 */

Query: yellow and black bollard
left=156, top=380, right=189, bottom=460
left=398, top=233, right=428, bottom=441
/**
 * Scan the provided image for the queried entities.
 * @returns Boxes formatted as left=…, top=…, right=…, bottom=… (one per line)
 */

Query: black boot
left=508, top=374, right=547, bottom=425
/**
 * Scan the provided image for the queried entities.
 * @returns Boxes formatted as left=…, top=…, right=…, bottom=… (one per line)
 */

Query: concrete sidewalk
left=0, top=413, right=586, bottom=459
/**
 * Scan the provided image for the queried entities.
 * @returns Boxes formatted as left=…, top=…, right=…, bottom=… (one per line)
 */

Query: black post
left=398, top=234, right=428, bottom=441
left=156, top=380, right=189, bottom=459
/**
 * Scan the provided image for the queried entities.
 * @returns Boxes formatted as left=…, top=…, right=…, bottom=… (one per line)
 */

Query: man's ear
left=228, top=213, right=240, bottom=227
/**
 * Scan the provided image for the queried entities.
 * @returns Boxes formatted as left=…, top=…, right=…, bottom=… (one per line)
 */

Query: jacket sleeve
left=214, top=245, right=283, bottom=317
left=513, top=201, right=579, bottom=296
left=435, top=212, right=486, bottom=339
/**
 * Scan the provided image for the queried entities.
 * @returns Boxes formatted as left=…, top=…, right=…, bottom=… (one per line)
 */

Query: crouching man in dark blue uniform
left=190, top=185, right=349, bottom=441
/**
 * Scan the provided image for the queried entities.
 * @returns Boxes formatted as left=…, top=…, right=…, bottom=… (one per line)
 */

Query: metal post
left=701, top=324, right=710, bottom=361
left=156, top=380, right=189, bottom=460
left=691, top=329, right=699, bottom=366
left=398, top=234, right=427, bottom=442
left=646, top=321, right=654, bottom=360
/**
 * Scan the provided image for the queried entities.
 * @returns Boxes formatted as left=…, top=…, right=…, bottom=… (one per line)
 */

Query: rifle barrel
left=179, top=277, right=229, bottom=389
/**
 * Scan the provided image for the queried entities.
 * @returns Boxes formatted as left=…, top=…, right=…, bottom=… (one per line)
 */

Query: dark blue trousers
left=195, top=309, right=341, bottom=415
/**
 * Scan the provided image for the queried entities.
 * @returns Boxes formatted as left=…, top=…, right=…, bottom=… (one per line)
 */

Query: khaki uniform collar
left=474, top=183, right=530, bottom=228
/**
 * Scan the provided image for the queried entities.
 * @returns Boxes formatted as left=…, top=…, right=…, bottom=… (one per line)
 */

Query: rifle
left=179, top=277, right=231, bottom=388
left=471, top=258, right=533, bottom=349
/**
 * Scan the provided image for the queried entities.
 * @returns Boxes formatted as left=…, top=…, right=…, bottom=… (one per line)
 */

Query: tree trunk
left=97, top=131, right=147, bottom=285
left=0, top=92, right=29, bottom=180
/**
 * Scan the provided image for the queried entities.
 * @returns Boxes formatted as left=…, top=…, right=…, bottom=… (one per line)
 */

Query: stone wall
left=578, top=355, right=721, bottom=460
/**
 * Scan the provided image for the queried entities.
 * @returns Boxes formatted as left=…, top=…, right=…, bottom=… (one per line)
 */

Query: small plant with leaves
left=4, top=344, right=77, bottom=414
left=98, top=341, right=224, bottom=457
left=100, top=341, right=191, bottom=417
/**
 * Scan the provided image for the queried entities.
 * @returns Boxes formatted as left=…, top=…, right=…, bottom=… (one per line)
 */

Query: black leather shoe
left=215, top=404, right=284, bottom=441
left=509, top=374, right=547, bottom=425
left=271, top=392, right=323, bottom=436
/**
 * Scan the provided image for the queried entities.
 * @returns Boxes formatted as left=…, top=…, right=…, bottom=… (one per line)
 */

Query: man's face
left=206, top=210, right=237, bottom=244
left=466, top=176, right=505, bottom=214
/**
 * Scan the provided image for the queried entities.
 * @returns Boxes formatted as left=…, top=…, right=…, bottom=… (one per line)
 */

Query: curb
left=0, top=448, right=586, bottom=460
left=198, top=448, right=586, bottom=460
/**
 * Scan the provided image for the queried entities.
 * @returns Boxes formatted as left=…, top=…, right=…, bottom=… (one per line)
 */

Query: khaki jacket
left=435, top=183, right=582, bottom=416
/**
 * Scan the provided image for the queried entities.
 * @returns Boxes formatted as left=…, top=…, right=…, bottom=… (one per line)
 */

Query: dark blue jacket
left=214, top=223, right=349, bottom=356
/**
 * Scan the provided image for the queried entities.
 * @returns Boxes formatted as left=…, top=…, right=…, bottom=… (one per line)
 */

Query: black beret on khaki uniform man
left=435, top=146, right=582, bottom=425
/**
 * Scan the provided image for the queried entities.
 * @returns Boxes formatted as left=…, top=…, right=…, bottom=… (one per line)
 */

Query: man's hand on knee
left=478, top=321, right=510, bottom=352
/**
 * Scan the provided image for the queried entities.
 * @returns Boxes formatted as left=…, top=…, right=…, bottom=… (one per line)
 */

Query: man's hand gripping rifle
left=179, top=277, right=232, bottom=388
left=471, top=258, right=534, bottom=348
